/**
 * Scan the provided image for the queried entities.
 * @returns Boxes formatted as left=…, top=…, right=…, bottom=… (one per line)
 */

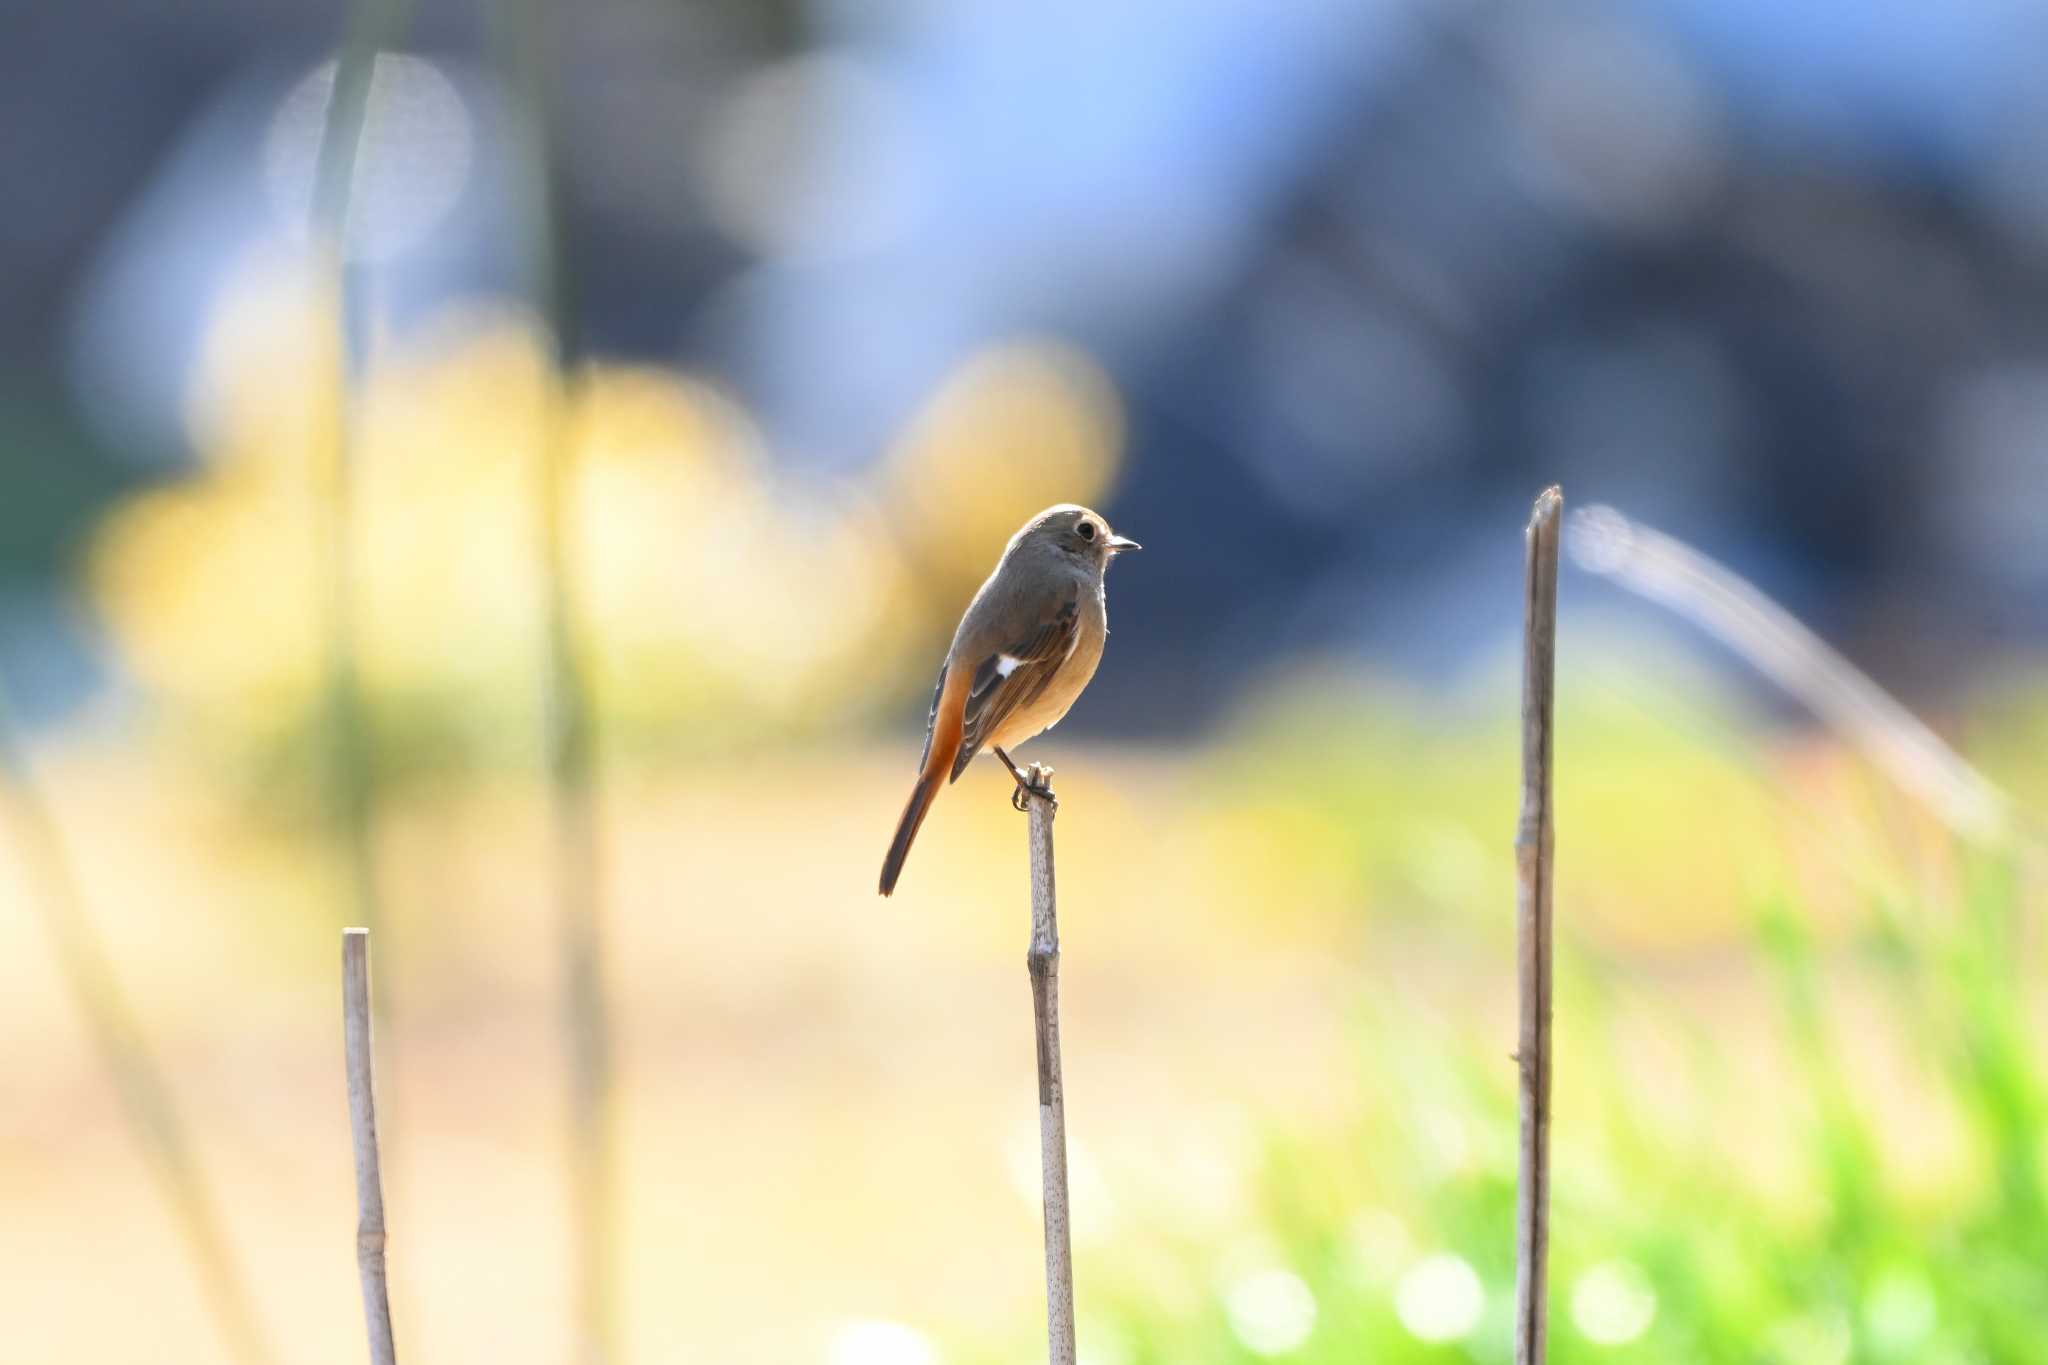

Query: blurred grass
left=492, top=0, right=619, bottom=1355
left=87, top=295, right=1124, bottom=824
left=0, top=689, right=275, bottom=1365
left=34, top=183, right=2048, bottom=1360
left=6, top=663, right=2048, bottom=1360
left=941, top=666, right=2048, bottom=1365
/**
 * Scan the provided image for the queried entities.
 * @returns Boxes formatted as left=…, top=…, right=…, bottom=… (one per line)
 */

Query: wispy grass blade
left=491, top=3, right=618, bottom=1358
left=0, top=689, right=276, bottom=1365
left=310, top=0, right=409, bottom=251
left=307, top=0, right=409, bottom=959
left=1953, top=853, right=2045, bottom=1230
left=1570, top=504, right=2011, bottom=842
left=304, top=0, right=415, bottom=1342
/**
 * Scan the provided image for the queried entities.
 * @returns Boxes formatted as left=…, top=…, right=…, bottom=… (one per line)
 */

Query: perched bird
left=878, top=504, right=1141, bottom=896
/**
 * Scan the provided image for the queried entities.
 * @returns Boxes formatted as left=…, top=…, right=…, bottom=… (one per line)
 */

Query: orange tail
left=878, top=768, right=944, bottom=896
left=879, top=682, right=965, bottom=896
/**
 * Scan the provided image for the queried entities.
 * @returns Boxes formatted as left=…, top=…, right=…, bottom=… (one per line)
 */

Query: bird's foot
left=993, top=748, right=1057, bottom=812
left=1011, top=765, right=1057, bottom=813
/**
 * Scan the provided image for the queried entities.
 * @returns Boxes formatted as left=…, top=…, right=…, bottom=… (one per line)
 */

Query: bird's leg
left=993, top=747, right=1057, bottom=812
left=992, top=747, right=1035, bottom=811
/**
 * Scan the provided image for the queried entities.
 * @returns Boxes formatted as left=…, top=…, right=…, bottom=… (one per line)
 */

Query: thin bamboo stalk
left=1514, top=486, right=1562, bottom=1365
left=343, top=928, right=398, bottom=1365
left=1023, top=766, right=1076, bottom=1365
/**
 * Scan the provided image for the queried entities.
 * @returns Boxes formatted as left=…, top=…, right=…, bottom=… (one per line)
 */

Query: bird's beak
left=1107, top=534, right=1142, bottom=553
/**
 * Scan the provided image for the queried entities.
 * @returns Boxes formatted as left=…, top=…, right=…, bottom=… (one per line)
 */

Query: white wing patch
left=996, top=654, right=1024, bottom=677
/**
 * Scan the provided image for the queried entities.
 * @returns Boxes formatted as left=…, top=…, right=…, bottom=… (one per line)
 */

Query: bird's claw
left=1011, top=771, right=1057, bottom=813
left=992, top=748, right=1056, bottom=812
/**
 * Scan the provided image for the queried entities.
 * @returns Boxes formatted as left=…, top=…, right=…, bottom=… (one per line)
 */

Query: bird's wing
left=950, top=587, right=1081, bottom=781
left=915, top=662, right=949, bottom=773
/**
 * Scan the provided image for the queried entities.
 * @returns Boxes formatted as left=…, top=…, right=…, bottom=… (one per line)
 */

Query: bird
left=878, top=504, right=1141, bottom=896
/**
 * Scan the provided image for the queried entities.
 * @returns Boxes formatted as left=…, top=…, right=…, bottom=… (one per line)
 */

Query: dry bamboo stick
left=1023, top=765, right=1076, bottom=1365
left=1514, top=486, right=1562, bottom=1365
left=342, top=928, right=397, bottom=1365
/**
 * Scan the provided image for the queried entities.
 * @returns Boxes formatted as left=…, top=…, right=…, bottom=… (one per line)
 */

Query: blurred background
left=6, top=0, right=2048, bottom=1361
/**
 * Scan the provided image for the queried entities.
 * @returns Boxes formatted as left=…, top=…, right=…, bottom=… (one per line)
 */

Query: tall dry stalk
left=0, top=691, right=275, bottom=1365
left=1023, top=765, right=1077, bottom=1365
left=492, top=3, right=617, bottom=1357
left=1515, top=486, right=1561, bottom=1365
left=342, top=928, right=398, bottom=1365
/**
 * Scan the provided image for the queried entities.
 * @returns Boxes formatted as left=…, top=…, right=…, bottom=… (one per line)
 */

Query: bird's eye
left=1077, top=521, right=1097, bottom=541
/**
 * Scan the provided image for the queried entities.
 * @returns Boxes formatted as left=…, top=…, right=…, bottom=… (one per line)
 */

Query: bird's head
left=1016, top=504, right=1142, bottom=572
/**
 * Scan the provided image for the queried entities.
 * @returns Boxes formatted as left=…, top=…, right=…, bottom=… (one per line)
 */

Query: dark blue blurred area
left=6, top=0, right=2048, bottom=731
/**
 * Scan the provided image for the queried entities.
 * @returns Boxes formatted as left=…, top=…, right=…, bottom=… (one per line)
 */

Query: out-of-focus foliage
left=10, top=630, right=2048, bottom=1359
left=1180, top=648, right=1796, bottom=953
left=11, top=2, right=2048, bottom=1359
left=87, top=256, right=1122, bottom=818
left=938, top=677, right=2048, bottom=1364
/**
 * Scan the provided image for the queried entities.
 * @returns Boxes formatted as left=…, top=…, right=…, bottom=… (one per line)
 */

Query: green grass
left=954, top=669, right=2048, bottom=1364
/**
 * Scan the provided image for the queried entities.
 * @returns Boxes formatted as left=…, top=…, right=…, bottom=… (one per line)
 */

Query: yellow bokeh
left=883, top=339, right=1125, bottom=595
left=87, top=258, right=1126, bottom=784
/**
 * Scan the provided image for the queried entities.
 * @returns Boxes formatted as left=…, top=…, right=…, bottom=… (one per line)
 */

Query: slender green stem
left=492, top=3, right=617, bottom=1359
left=310, top=0, right=408, bottom=246
left=0, top=690, right=276, bottom=1365
left=305, top=3, right=415, bottom=1348
left=306, top=0, right=411, bottom=1019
